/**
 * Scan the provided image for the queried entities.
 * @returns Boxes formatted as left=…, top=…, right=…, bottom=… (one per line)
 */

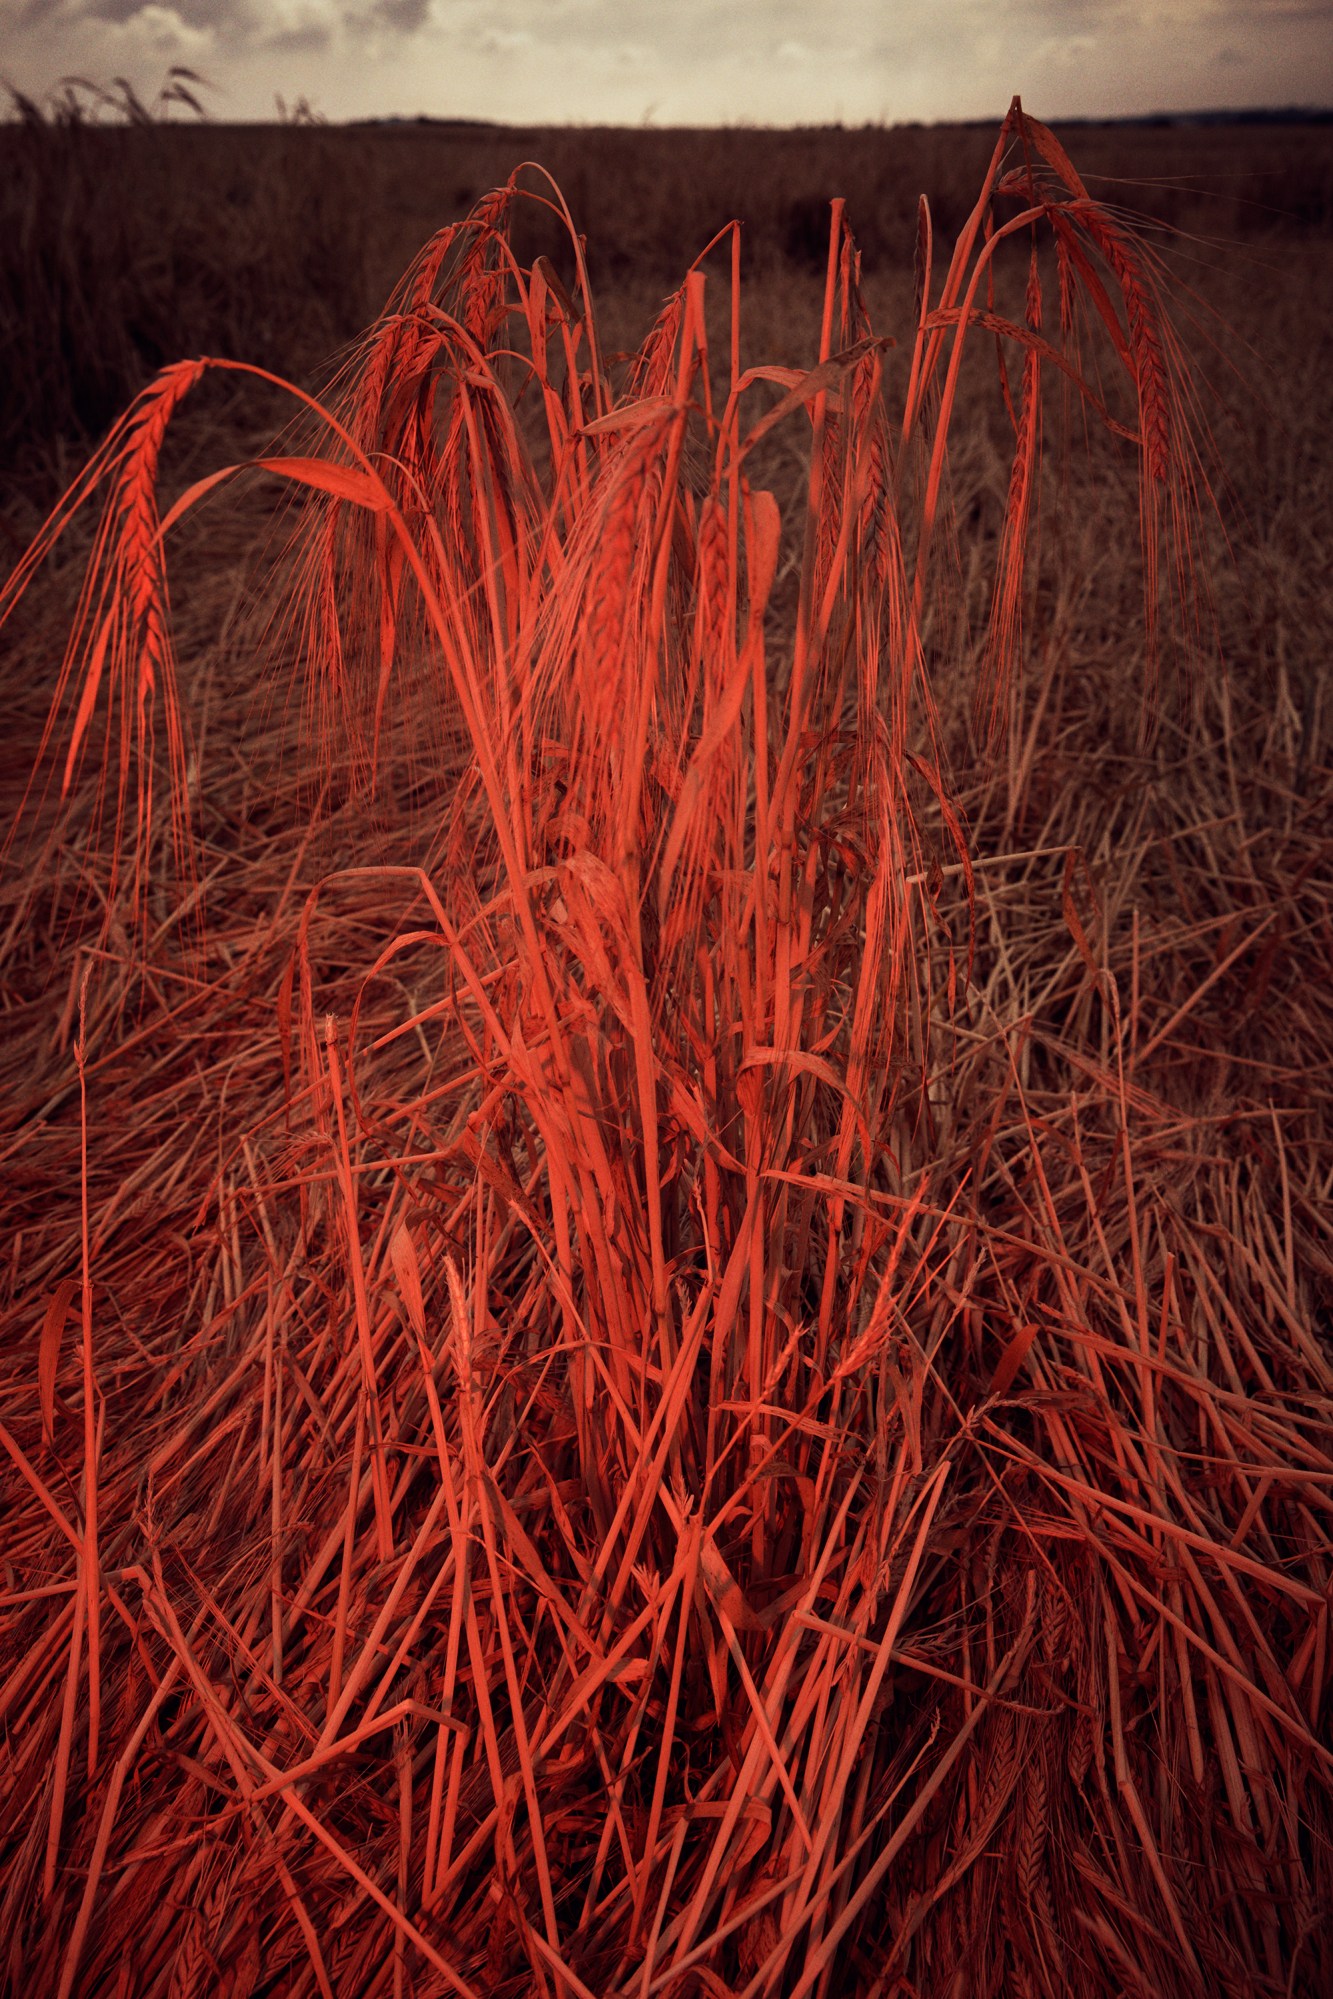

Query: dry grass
left=0, top=99, right=1330, bottom=1999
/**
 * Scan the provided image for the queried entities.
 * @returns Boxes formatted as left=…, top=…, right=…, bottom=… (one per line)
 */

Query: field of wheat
left=0, top=98, right=1330, bottom=1999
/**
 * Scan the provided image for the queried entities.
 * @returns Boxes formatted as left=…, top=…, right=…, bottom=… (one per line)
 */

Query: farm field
left=1, top=104, right=1331, bottom=1998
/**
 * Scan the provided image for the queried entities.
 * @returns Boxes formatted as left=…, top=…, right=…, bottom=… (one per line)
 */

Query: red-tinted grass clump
left=1, top=100, right=1329, bottom=1999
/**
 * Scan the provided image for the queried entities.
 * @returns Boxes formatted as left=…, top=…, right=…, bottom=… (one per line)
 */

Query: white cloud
left=110, top=3, right=214, bottom=55
left=1030, top=33, right=1100, bottom=63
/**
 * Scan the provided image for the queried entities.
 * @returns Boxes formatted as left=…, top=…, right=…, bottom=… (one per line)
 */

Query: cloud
left=374, top=0, right=428, bottom=28
left=473, top=22, right=536, bottom=58
left=29, top=0, right=438, bottom=50
left=34, top=0, right=218, bottom=61
left=2, top=0, right=1330, bottom=124
left=130, top=2, right=213, bottom=50
left=1030, top=33, right=1100, bottom=64
left=81, top=0, right=219, bottom=26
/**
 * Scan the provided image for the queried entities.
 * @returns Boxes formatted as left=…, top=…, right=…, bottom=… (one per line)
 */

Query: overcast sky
left=3, top=0, right=1331, bottom=126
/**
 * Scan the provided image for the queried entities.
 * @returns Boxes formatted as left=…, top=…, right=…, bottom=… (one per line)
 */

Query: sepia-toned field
left=1, top=103, right=1330, bottom=1999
